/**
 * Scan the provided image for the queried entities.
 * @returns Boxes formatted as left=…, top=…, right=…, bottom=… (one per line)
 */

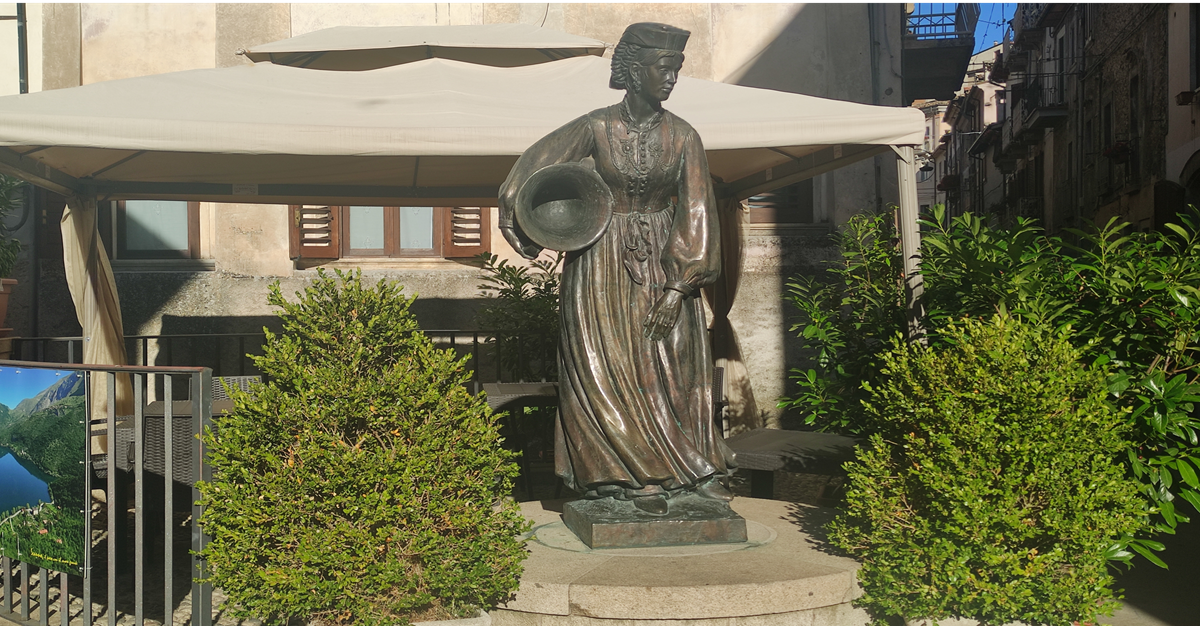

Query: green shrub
left=829, top=316, right=1146, bottom=626
left=475, top=251, right=562, bottom=382
left=199, top=269, right=529, bottom=626
left=785, top=206, right=1200, bottom=556
left=919, top=208, right=1200, bottom=541
left=779, top=211, right=906, bottom=433
left=0, top=174, right=24, bottom=278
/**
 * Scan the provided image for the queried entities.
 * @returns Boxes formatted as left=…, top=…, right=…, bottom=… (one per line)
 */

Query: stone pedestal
left=494, top=497, right=870, bottom=626
left=562, top=495, right=747, bottom=549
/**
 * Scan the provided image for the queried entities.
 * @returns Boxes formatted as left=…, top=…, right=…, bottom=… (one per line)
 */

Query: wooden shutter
left=289, top=205, right=341, bottom=259
left=441, top=206, right=491, bottom=258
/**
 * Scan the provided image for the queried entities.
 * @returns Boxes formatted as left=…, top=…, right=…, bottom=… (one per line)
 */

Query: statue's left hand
left=643, top=290, right=684, bottom=341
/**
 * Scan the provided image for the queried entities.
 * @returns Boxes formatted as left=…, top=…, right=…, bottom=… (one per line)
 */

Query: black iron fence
left=12, top=330, right=556, bottom=392
left=0, top=361, right=215, bottom=626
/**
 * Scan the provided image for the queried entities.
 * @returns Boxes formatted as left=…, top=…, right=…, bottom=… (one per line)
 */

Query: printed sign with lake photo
left=0, top=366, right=86, bottom=572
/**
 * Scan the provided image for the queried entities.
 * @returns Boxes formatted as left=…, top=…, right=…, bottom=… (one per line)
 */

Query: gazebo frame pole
left=892, top=145, right=924, bottom=339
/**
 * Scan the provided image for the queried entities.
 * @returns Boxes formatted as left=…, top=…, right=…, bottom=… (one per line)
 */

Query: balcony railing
left=1013, top=4, right=1071, bottom=48
left=1008, top=80, right=1068, bottom=145
left=905, top=3, right=981, bottom=40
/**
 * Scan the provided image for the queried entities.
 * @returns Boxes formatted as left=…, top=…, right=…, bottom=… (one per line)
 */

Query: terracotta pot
left=0, top=278, right=14, bottom=329
left=0, top=335, right=11, bottom=361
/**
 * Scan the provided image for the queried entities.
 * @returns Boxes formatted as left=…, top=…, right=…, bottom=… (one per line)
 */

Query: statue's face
left=633, top=53, right=683, bottom=103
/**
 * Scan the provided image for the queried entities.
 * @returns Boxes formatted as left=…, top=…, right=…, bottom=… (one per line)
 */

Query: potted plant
left=0, top=174, right=24, bottom=356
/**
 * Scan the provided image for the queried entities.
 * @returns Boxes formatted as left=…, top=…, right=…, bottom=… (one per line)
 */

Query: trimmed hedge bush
left=829, top=316, right=1146, bottom=626
left=199, top=270, right=529, bottom=625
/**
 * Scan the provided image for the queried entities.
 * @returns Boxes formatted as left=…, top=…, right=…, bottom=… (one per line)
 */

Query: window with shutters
left=289, top=205, right=489, bottom=260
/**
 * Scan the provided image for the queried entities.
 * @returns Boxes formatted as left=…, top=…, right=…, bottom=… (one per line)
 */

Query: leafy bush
left=918, top=208, right=1072, bottom=330
left=829, top=316, right=1146, bottom=626
left=784, top=206, right=1200, bottom=548
left=0, top=174, right=24, bottom=278
left=475, top=251, right=562, bottom=382
left=919, top=207, right=1200, bottom=541
left=779, top=211, right=906, bottom=433
left=199, top=269, right=529, bottom=626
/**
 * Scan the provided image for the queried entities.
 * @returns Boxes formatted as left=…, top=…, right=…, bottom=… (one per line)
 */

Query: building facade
left=937, top=44, right=1006, bottom=219
left=1, top=3, right=954, bottom=425
left=980, top=4, right=1187, bottom=234
left=914, top=98, right=950, bottom=212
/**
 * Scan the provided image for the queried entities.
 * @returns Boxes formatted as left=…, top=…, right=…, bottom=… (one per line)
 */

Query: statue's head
left=609, top=23, right=690, bottom=100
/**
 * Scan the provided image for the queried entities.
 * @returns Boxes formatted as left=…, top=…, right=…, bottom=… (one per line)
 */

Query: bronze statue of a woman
left=498, top=22, right=734, bottom=516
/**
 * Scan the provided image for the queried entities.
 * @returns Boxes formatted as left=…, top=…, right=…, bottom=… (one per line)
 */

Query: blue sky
left=974, top=3, right=1016, bottom=54
left=0, top=367, right=77, bottom=410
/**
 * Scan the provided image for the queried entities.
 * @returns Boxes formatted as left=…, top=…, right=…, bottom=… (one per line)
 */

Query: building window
left=746, top=180, right=815, bottom=224
left=114, top=200, right=200, bottom=259
left=341, top=205, right=440, bottom=257
left=290, top=205, right=489, bottom=260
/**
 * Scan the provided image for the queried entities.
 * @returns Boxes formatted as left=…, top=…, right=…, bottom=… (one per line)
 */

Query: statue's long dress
left=500, top=104, right=735, bottom=495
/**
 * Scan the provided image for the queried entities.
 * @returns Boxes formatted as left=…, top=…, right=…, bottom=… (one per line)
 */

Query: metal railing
left=2, top=326, right=558, bottom=625
left=1020, top=80, right=1065, bottom=114
left=12, top=330, right=556, bottom=391
left=905, top=3, right=981, bottom=40
left=10, top=334, right=265, bottom=376
left=0, top=361, right=215, bottom=626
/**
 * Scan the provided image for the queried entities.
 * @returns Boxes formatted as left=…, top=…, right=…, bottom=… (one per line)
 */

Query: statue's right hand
left=501, top=225, right=543, bottom=260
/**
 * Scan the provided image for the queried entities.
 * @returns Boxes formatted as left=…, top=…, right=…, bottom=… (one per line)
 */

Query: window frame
left=114, top=200, right=201, bottom=260
left=339, top=205, right=443, bottom=258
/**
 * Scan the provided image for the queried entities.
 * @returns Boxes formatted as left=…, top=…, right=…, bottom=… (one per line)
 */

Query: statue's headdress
left=610, top=22, right=690, bottom=90
left=618, top=22, right=690, bottom=52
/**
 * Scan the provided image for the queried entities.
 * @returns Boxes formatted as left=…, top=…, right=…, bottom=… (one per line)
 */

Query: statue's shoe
left=695, top=478, right=734, bottom=501
left=631, top=494, right=669, bottom=515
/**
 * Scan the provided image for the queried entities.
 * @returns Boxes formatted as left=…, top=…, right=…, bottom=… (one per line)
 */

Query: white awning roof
left=243, top=23, right=608, bottom=70
left=0, top=55, right=923, bottom=205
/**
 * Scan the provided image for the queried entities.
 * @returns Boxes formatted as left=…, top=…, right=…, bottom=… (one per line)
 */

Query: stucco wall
left=1167, top=4, right=1200, bottom=188
left=730, top=225, right=838, bottom=427
left=80, top=4, right=217, bottom=84
left=24, top=2, right=907, bottom=423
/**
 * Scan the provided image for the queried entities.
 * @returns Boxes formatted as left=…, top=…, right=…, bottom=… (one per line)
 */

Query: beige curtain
left=61, top=196, right=132, bottom=453
left=704, top=196, right=762, bottom=435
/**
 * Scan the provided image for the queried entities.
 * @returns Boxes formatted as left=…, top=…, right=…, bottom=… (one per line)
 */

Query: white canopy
left=0, top=24, right=927, bottom=436
left=0, top=55, right=923, bottom=206
left=243, top=23, right=608, bottom=70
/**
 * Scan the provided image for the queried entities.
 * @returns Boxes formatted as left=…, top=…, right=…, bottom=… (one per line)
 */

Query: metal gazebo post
left=893, top=145, right=925, bottom=340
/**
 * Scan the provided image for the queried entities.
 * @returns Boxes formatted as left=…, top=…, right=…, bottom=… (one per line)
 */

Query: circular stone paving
left=491, top=497, right=871, bottom=626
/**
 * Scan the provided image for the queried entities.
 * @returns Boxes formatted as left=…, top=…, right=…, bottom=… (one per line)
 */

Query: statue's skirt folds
left=555, top=208, right=732, bottom=496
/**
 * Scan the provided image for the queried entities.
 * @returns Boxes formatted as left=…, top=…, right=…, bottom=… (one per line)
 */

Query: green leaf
left=1178, top=488, right=1200, bottom=513
left=1164, top=222, right=1190, bottom=240
left=1108, top=373, right=1131, bottom=395
left=1178, top=459, right=1200, bottom=490
left=1130, top=542, right=1169, bottom=569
